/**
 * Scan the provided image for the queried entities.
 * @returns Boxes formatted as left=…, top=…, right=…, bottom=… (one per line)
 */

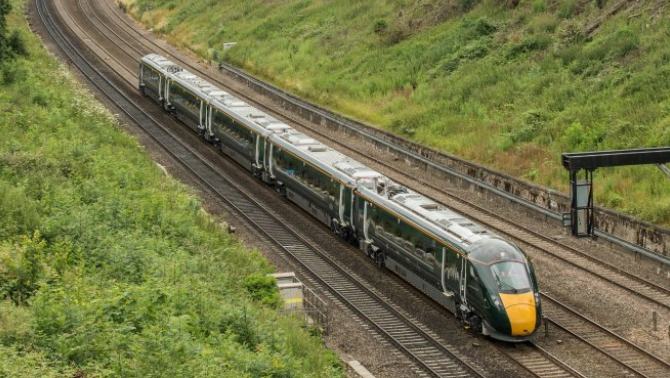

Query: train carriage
left=138, top=54, right=542, bottom=342
left=267, top=131, right=356, bottom=233
left=354, top=180, right=541, bottom=340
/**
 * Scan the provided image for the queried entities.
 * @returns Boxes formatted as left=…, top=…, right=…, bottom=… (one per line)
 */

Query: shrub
left=0, top=232, right=47, bottom=305
left=8, top=30, right=26, bottom=56
left=373, top=19, right=387, bottom=34
left=243, top=274, right=281, bottom=308
left=556, top=20, right=585, bottom=46
left=562, top=122, right=606, bottom=151
left=460, top=17, right=498, bottom=39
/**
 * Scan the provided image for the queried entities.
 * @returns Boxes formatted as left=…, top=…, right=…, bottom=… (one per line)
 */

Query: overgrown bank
left=0, top=0, right=342, bottom=376
left=118, top=0, right=670, bottom=226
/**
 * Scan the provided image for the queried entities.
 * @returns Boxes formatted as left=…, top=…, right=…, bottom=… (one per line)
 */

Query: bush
left=7, top=30, right=26, bottom=56
left=0, top=232, right=47, bottom=305
left=373, top=19, right=387, bottom=34
left=562, top=122, right=606, bottom=151
left=461, top=17, right=498, bottom=39
left=243, top=274, right=281, bottom=308
left=556, top=20, right=585, bottom=46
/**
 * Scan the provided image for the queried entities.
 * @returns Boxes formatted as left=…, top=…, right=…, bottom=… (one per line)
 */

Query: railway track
left=542, top=293, right=670, bottom=378
left=35, top=1, right=487, bottom=376
left=500, top=342, right=586, bottom=378
left=77, top=0, right=670, bottom=317
left=41, top=1, right=670, bottom=376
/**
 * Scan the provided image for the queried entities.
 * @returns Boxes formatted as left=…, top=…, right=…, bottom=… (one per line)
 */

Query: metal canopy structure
left=561, top=147, right=670, bottom=237
left=562, top=147, right=670, bottom=171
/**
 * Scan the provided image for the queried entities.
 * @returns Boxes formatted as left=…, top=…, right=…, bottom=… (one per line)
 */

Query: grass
left=116, top=0, right=670, bottom=227
left=0, top=0, right=343, bottom=376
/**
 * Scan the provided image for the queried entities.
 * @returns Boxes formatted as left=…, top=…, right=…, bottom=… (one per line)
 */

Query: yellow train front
left=463, top=238, right=542, bottom=342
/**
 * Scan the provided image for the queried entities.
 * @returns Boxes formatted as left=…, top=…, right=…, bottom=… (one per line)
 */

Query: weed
left=531, top=1, right=547, bottom=13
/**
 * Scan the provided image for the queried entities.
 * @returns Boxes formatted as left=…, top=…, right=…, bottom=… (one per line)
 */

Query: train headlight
left=490, top=294, right=503, bottom=310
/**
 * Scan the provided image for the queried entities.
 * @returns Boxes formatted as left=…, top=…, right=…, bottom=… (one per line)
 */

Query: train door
left=261, top=139, right=273, bottom=183
left=352, top=193, right=370, bottom=242
left=206, top=105, right=214, bottom=140
left=338, top=185, right=353, bottom=227
left=442, top=249, right=460, bottom=296
left=163, top=78, right=171, bottom=111
left=459, top=257, right=468, bottom=307
left=158, top=74, right=163, bottom=102
left=253, top=134, right=265, bottom=175
left=466, top=261, right=486, bottom=314
left=199, top=101, right=205, bottom=133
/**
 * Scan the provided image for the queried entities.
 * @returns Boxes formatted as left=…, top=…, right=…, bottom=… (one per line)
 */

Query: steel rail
left=499, top=341, right=586, bottom=378
left=36, top=2, right=485, bottom=376
left=542, top=292, right=670, bottom=378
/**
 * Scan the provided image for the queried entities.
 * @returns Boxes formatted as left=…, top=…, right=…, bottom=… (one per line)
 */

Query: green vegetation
left=0, top=0, right=342, bottom=376
left=119, top=0, right=670, bottom=226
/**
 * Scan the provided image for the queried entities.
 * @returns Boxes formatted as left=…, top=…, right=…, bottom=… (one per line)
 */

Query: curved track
left=35, top=1, right=487, bottom=376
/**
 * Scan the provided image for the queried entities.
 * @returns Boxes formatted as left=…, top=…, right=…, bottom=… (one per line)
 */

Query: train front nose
left=500, top=292, right=537, bottom=337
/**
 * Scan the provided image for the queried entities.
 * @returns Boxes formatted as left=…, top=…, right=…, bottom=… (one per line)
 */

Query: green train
left=139, top=54, right=542, bottom=341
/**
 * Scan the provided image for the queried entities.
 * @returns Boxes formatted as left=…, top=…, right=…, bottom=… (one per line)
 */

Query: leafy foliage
left=244, top=274, right=282, bottom=308
left=0, top=1, right=343, bottom=376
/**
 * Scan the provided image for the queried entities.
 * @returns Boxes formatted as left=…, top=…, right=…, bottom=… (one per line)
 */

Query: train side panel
left=210, top=107, right=255, bottom=170
left=168, top=82, right=201, bottom=131
left=139, top=62, right=166, bottom=105
left=271, top=145, right=339, bottom=227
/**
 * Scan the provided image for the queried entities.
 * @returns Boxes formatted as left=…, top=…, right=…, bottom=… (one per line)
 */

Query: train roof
left=141, top=54, right=295, bottom=137
left=357, top=181, right=502, bottom=253
left=140, top=54, right=514, bottom=256
left=141, top=53, right=183, bottom=74
left=269, top=130, right=385, bottom=186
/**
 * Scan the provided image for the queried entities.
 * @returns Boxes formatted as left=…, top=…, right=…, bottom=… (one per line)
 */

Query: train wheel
left=330, top=219, right=340, bottom=236
left=375, top=253, right=385, bottom=269
left=470, top=316, right=483, bottom=334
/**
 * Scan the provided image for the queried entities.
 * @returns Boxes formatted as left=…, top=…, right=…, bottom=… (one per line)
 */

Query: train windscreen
left=490, top=261, right=531, bottom=293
